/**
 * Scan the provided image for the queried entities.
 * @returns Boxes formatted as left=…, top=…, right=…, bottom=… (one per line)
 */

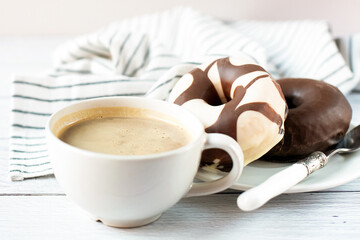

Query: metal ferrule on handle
left=296, top=151, right=328, bottom=175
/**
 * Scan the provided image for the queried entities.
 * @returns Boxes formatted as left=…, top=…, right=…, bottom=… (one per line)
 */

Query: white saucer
left=196, top=150, right=360, bottom=193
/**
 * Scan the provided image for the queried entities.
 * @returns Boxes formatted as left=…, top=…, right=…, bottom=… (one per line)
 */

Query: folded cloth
left=9, top=7, right=359, bottom=181
left=335, top=34, right=360, bottom=91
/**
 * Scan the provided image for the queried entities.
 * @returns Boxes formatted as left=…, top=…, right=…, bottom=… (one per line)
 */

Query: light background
left=0, top=0, right=358, bottom=36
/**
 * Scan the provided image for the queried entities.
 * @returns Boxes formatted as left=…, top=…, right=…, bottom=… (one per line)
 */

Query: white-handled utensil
left=237, top=124, right=360, bottom=211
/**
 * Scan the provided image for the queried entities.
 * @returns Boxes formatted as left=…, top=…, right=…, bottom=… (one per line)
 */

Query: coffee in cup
left=55, top=107, right=192, bottom=156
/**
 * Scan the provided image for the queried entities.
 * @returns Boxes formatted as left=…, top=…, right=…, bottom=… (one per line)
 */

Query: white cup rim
left=45, top=96, right=206, bottom=162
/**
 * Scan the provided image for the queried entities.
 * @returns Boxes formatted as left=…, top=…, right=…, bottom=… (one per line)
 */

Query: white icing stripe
left=230, top=70, right=269, bottom=99
left=182, top=99, right=225, bottom=128
left=236, top=111, right=283, bottom=165
left=207, top=63, right=227, bottom=103
left=168, top=73, right=194, bottom=103
left=198, top=59, right=216, bottom=71
left=236, top=77, right=286, bottom=118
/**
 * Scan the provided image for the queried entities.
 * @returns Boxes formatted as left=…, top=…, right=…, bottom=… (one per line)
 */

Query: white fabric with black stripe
left=10, top=7, right=360, bottom=180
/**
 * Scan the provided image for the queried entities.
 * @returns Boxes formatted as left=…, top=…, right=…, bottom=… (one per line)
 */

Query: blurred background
left=0, top=0, right=358, bottom=36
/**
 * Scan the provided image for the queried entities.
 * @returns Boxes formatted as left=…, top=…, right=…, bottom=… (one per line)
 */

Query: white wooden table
left=1, top=37, right=360, bottom=240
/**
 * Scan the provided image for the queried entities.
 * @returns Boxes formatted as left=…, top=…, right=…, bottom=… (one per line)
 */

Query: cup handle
left=185, top=133, right=244, bottom=197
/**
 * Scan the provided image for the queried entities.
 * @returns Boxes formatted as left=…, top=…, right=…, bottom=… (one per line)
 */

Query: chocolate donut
left=265, top=78, right=352, bottom=160
left=168, top=56, right=287, bottom=167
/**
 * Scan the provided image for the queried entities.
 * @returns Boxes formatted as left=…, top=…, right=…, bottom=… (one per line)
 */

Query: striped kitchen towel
left=9, top=7, right=359, bottom=180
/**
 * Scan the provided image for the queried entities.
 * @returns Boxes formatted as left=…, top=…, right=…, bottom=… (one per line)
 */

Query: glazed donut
left=168, top=56, right=287, bottom=166
left=265, top=78, right=352, bottom=160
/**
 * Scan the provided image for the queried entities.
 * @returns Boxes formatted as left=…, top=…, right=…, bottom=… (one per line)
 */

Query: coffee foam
left=54, top=107, right=181, bottom=137
left=54, top=107, right=192, bottom=156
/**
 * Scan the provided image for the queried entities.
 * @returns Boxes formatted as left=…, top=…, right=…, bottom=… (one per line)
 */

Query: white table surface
left=1, top=37, right=360, bottom=240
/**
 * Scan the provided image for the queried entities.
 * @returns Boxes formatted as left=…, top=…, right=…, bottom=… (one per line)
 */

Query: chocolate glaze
left=174, top=57, right=285, bottom=168
left=201, top=149, right=232, bottom=172
left=265, top=78, right=352, bottom=161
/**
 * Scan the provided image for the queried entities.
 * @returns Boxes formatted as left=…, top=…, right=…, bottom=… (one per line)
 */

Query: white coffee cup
left=46, top=97, right=244, bottom=228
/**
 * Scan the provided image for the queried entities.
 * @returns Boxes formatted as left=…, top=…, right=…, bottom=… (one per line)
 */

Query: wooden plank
left=0, top=193, right=359, bottom=239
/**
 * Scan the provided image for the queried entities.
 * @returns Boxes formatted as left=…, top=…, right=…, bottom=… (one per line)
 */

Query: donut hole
left=207, top=97, right=225, bottom=107
left=285, top=96, right=303, bottom=109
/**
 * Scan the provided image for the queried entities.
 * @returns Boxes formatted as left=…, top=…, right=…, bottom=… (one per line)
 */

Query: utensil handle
left=237, top=151, right=328, bottom=211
